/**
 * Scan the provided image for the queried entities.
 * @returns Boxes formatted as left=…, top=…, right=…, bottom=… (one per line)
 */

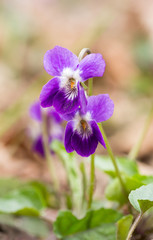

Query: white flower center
left=59, top=68, right=82, bottom=100
left=60, top=68, right=82, bottom=88
left=73, top=112, right=92, bottom=138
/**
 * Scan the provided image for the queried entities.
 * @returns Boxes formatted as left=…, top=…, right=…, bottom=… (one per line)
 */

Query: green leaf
left=94, top=155, right=139, bottom=177
left=105, top=174, right=153, bottom=205
left=64, top=224, right=116, bottom=240
left=0, top=178, right=56, bottom=208
left=27, top=181, right=52, bottom=207
left=53, top=208, right=122, bottom=239
left=18, top=216, right=50, bottom=237
left=0, top=214, right=50, bottom=238
left=105, top=178, right=127, bottom=205
left=133, top=174, right=153, bottom=184
left=0, top=178, right=24, bottom=197
left=117, top=215, right=133, bottom=240
left=0, top=185, right=47, bottom=216
left=129, top=183, right=153, bottom=213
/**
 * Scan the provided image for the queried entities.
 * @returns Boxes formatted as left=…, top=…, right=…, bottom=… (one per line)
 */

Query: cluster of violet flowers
left=29, top=46, right=116, bottom=210
left=27, top=46, right=153, bottom=239
left=29, top=100, right=63, bottom=157
left=38, top=46, right=114, bottom=158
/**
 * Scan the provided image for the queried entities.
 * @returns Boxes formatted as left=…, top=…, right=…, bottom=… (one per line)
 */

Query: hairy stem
left=126, top=213, right=143, bottom=240
left=88, top=154, right=95, bottom=209
left=99, top=123, right=128, bottom=198
left=129, top=106, right=153, bottom=160
left=80, top=162, right=87, bottom=209
left=42, top=112, right=59, bottom=192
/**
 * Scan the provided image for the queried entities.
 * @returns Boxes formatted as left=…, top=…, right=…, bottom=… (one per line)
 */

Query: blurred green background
left=0, top=0, right=153, bottom=172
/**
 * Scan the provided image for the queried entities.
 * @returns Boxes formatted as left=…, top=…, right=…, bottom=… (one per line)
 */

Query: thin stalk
left=129, top=106, right=153, bottom=160
left=126, top=213, right=143, bottom=240
left=78, top=48, right=93, bottom=97
left=51, top=141, right=82, bottom=214
left=80, top=82, right=88, bottom=90
left=78, top=48, right=91, bottom=61
left=42, top=112, right=59, bottom=192
left=88, top=154, right=95, bottom=209
left=99, top=123, right=128, bottom=198
left=78, top=48, right=95, bottom=210
left=88, top=78, right=93, bottom=96
left=80, top=162, right=87, bottom=208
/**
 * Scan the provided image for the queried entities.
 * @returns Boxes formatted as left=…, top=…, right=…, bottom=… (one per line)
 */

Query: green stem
left=52, top=141, right=82, bottom=214
left=78, top=48, right=95, bottom=210
left=88, top=154, right=95, bottom=209
left=129, top=106, right=153, bottom=160
left=88, top=78, right=93, bottom=96
left=42, top=112, right=59, bottom=192
left=80, top=82, right=88, bottom=90
left=80, top=162, right=87, bottom=208
left=99, top=123, right=128, bottom=198
left=126, top=213, right=143, bottom=240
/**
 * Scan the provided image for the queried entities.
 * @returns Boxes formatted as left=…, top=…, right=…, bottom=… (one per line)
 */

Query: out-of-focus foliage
left=53, top=208, right=122, bottom=239
left=94, top=155, right=139, bottom=177
left=0, top=214, right=50, bottom=238
left=129, top=183, right=153, bottom=213
left=0, top=185, right=46, bottom=216
left=117, top=215, right=133, bottom=240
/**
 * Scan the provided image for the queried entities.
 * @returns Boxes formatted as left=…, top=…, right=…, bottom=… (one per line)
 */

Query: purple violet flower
left=64, top=94, right=114, bottom=157
left=40, top=46, right=106, bottom=114
left=29, top=101, right=63, bottom=157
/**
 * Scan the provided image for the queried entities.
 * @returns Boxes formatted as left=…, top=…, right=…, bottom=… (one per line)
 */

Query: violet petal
left=48, top=108, right=62, bottom=123
left=29, top=101, right=42, bottom=122
left=87, top=94, right=114, bottom=123
left=44, top=46, right=79, bottom=76
left=79, top=53, right=106, bottom=81
left=71, top=127, right=98, bottom=157
left=53, top=88, right=79, bottom=114
left=78, top=84, right=87, bottom=115
left=40, top=77, right=60, bottom=108
left=64, top=121, right=74, bottom=153
left=61, top=111, right=77, bottom=121
left=91, top=120, right=106, bottom=148
left=33, top=135, right=45, bottom=157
